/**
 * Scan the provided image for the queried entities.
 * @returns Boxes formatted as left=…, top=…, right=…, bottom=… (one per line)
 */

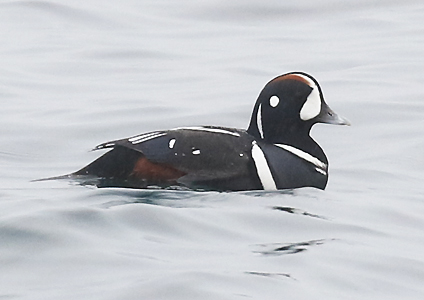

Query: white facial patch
left=256, top=104, right=264, bottom=139
left=299, top=83, right=321, bottom=121
left=168, top=139, right=176, bottom=149
left=269, top=95, right=279, bottom=107
left=251, top=141, right=277, bottom=190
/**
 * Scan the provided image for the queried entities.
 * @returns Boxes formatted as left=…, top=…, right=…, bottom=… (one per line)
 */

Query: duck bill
left=316, top=102, right=351, bottom=126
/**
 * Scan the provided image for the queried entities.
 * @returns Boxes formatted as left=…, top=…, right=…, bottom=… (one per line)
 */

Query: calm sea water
left=1, top=0, right=424, bottom=299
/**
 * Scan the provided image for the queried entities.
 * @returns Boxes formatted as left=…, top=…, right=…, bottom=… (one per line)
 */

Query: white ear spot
left=168, top=139, right=176, bottom=149
left=300, top=87, right=321, bottom=121
left=269, top=95, right=279, bottom=107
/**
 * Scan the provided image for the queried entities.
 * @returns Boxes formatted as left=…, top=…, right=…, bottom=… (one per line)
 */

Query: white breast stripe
left=274, top=144, right=327, bottom=175
left=251, top=141, right=277, bottom=190
left=315, top=167, right=327, bottom=175
left=257, top=104, right=264, bottom=139
left=130, top=132, right=167, bottom=144
left=171, top=126, right=240, bottom=137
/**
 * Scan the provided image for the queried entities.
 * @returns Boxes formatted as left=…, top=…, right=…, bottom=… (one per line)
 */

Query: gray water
left=1, top=0, right=424, bottom=299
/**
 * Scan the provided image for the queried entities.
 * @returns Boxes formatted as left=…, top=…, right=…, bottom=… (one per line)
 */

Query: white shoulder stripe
left=170, top=126, right=240, bottom=137
left=251, top=141, right=277, bottom=190
left=274, top=144, right=327, bottom=174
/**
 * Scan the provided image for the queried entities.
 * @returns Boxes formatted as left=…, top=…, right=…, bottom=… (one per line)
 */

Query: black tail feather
left=74, top=146, right=143, bottom=179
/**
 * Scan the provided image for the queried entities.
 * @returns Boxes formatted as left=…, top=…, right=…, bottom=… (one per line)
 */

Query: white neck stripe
left=257, top=104, right=264, bottom=139
left=251, top=142, right=277, bottom=190
left=274, top=144, right=327, bottom=171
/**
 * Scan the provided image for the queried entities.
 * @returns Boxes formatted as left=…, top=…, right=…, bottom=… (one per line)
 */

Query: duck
left=65, top=72, right=350, bottom=191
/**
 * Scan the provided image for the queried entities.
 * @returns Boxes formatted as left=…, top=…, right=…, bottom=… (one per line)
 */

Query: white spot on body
left=239, top=153, right=244, bottom=157
left=251, top=141, right=277, bottom=190
left=274, top=144, right=327, bottom=175
left=192, top=149, right=201, bottom=155
left=299, top=80, right=321, bottom=121
left=269, top=95, right=279, bottom=107
left=169, top=139, right=176, bottom=149
left=256, top=104, right=264, bottom=139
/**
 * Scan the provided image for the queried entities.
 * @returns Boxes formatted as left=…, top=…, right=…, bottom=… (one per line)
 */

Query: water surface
left=1, top=0, right=424, bottom=299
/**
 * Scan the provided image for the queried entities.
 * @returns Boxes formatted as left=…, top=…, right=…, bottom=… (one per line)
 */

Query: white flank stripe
left=274, top=144, right=327, bottom=175
left=130, top=132, right=167, bottom=144
left=128, top=131, right=163, bottom=142
left=171, top=126, right=240, bottom=137
left=94, top=142, right=115, bottom=150
left=251, top=141, right=277, bottom=190
left=256, top=104, right=264, bottom=139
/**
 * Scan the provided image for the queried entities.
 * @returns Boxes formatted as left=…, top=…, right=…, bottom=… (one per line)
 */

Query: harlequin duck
left=66, top=72, right=350, bottom=191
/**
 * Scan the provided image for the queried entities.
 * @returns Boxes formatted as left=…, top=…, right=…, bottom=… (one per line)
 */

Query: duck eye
left=269, top=95, right=279, bottom=107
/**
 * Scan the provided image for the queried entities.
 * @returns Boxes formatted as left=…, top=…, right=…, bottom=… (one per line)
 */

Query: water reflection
left=272, top=206, right=326, bottom=219
left=95, top=188, right=221, bottom=208
left=253, top=239, right=328, bottom=255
